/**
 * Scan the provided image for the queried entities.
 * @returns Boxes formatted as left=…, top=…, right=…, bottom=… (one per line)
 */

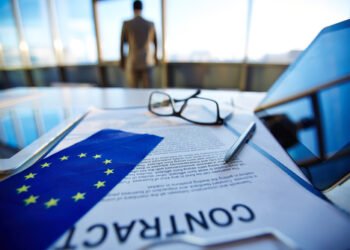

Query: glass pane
left=0, top=111, right=18, bottom=148
left=55, top=0, right=97, bottom=64
left=0, top=0, right=22, bottom=67
left=181, top=98, right=217, bottom=123
left=18, top=0, right=55, bottom=66
left=96, top=0, right=162, bottom=61
left=0, top=104, right=74, bottom=158
left=41, top=107, right=64, bottom=131
left=16, top=107, right=38, bottom=146
left=248, top=0, right=350, bottom=63
left=166, top=0, right=248, bottom=62
left=257, top=79, right=350, bottom=191
left=150, top=92, right=173, bottom=115
left=319, top=80, right=350, bottom=158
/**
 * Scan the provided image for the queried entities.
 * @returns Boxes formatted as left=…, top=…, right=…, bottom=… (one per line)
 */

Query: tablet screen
left=256, top=19, right=350, bottom=110
left=0, top=102, right=83, bottom=159
left=255, top=19, right=350, bottom=192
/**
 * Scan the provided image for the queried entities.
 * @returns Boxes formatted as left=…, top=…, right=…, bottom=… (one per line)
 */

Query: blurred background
left=0, top=0, right=349, bottom=90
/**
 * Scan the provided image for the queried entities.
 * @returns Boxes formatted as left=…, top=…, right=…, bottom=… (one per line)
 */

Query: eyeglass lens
left=149, top=92, right=173, bottom=115
left=181, top=98, right=218, bottom=123
left=150, top=92, right=219, bottom=124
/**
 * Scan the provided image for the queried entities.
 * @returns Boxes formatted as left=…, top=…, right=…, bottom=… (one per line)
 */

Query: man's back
left=122, top=16, right=156, bottom=69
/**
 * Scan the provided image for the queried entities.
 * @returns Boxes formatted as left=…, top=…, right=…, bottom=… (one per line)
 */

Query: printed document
left=51, top=108, right=350, bottom=249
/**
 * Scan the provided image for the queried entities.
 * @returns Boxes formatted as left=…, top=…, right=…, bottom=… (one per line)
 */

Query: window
left=96, top=0, right=162, bottom=61
left=1, top=0, right=349, bottom=68
left=247, top=0, right=350, bottom=63
left=0, top=0, right=22, bottom=67
left=166, top=0, right=248, bottom=62
left=18, top=0, right=55, bottom=66
left=55, top=0, right=97, bottom=64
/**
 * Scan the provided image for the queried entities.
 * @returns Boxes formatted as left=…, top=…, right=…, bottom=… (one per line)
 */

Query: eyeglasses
left=148, top=90, right=224, bottom=125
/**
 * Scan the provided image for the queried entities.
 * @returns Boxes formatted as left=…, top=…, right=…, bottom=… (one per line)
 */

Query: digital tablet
left=255, top=19, right=350, bottom=194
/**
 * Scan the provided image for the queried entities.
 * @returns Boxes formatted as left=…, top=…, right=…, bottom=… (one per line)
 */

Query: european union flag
left=0, top=129, right=162, bottom=250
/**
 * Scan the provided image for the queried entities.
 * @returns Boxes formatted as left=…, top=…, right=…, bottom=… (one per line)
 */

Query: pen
left=224, top=122, right=256, bottom=163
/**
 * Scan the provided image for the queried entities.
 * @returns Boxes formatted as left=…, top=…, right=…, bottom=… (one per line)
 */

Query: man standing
left=120, top=0, right=158, bottom=88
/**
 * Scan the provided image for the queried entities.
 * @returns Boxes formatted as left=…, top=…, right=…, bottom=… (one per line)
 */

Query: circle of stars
left=18, top=152, right=117, bottom=208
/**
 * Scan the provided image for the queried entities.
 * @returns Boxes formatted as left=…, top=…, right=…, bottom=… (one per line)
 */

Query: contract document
left=50, top=108, right=350, bottom=249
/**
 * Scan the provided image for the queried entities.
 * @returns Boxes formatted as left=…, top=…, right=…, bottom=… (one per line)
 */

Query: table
left=0, top=86, right=265, bottom=173
left=1, top=86, right=348, bottom=213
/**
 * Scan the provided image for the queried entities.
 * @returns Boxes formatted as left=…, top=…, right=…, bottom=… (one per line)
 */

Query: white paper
left=50, top=108, right=350, bottom=250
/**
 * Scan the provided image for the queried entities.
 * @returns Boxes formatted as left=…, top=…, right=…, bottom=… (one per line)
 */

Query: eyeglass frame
left=148, top=89, right=224, bottom=125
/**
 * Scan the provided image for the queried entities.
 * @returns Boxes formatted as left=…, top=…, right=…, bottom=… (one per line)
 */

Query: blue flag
left=0, top=129, right=163, bottom=250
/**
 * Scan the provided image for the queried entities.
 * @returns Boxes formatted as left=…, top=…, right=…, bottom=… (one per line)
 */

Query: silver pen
left=224, top=122, right=256, bottom=163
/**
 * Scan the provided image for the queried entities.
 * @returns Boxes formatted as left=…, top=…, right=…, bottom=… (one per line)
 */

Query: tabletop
left=0, top=86, right=265, bottom=172
left=0, top=86, right=349, bottom=214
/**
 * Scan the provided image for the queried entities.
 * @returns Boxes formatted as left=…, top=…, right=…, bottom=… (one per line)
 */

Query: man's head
left=133, top=0, right=142, bottom=15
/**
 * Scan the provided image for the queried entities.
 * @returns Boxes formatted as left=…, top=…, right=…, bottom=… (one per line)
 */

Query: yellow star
left=45, top=198, right=59, bottom=208
left=94, top=181, right=106, bottom=189
left=93, top=154, right=102, bottom=159
left=17, top=185, right=30, bottom=194
left=78, top=153, right=87, bottom=158
left=72, top=192, right=86, bottom=202
left=60, top=155, right=69, bottom=161
left=24, top=195, right=39, bottom=206
left=24, top=173, right=37, bottom=180
left=103, top=159, right=112, bottom=165
left=41, top=162, right=51, bottom=168
left=104, top=169, right=114, bottom=175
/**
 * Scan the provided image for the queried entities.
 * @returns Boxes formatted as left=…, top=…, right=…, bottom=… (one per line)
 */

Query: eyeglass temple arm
left=173, top=89, right=201, bottom=102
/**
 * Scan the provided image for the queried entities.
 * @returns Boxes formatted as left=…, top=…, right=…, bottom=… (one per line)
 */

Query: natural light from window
left=0, top=0, right=349, bottom=67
